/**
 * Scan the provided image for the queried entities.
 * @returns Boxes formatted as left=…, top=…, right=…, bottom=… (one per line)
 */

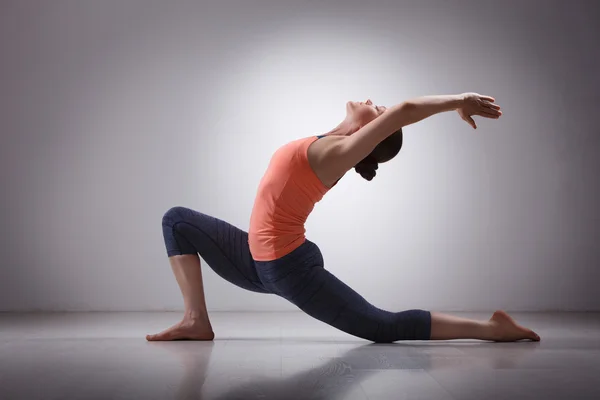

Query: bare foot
left=489, top=310, right=540, bottom=342
left=146, top=318, right=215, bottom=341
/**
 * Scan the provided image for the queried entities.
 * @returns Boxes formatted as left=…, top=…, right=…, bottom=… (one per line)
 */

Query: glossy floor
left=1, top=312, right=599, bottom=399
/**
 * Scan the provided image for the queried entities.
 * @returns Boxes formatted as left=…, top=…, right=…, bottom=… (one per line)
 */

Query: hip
left=249, top=231, right=307, bottom=262
left=254, top=239, right=324, bottom=294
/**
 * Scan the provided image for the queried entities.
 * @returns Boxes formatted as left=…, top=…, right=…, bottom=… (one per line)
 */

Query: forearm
left=389, top=94, right=464, bottom=127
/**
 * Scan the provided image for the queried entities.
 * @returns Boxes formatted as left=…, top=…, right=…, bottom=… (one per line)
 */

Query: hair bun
left=355, top=159, right=379, bottom=181
left=352, top=128, right=403, bottom=182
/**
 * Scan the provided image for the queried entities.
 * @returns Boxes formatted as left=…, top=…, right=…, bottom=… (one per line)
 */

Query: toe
left=525, top=329, right=539, bottom=341
left=146, top=332, right=170, bottom=341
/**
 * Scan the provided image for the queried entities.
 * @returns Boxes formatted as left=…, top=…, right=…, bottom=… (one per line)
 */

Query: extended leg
left=257, top=243, right=539, bottom=342
left=294, top=268, right=540, bottom=342
left=257, top=249, right=431, bottom=343
left=430, top=310, right=540, bottom=341
left=295, top=267, right=431, bottom=343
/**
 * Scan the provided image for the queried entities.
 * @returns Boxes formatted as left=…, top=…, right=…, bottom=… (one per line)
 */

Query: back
left=248, top=136, right=331, bottom=261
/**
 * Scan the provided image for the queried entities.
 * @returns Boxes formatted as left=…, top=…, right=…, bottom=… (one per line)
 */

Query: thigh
left=295, top=266, right=389, bottom=340
left=293, top=266, right=430, bottom=342
left=256, top=241, right=389, bottom=340
left=166, top=207, right=269, bottom=294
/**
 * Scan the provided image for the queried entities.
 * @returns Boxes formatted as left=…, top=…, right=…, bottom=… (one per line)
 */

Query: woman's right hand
left=457, top=93, right=502, bottom=129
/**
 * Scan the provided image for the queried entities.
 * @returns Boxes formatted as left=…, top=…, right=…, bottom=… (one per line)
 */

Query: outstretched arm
left=390, top=94, right=464, bottom=126
left=397, top=93, right=501, bottom=129
left=328, top=93, right=502, bottom=174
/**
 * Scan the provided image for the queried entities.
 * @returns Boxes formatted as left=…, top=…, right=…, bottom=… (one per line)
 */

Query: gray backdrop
left=1, top=0, right=598, bottom=312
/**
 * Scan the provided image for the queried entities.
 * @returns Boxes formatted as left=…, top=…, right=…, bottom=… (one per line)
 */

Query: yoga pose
left=147, top=93, right=541, bottom=343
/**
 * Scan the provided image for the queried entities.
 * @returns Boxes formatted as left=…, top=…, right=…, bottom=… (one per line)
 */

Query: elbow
left=398, top=101, right=417, bottom=112
left=390, top=101, right=417, bottom=127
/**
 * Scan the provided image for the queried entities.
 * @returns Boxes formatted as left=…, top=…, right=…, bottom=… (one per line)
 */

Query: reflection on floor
left=1, top=311, right=599, bottom=399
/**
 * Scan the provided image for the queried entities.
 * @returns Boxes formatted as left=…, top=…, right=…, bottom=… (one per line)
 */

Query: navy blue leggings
left=162, top=206, right=431, bottom=343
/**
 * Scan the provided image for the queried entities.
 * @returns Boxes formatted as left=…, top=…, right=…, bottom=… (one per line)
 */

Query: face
left=346, top=99, right=387, bottom=128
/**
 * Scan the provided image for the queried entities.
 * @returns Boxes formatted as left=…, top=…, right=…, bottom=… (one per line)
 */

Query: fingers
left=480, top=95, right=495, bottom=102
left=478, top=101, right=502, bottom=118
left=464, top=115, right=476, bottom=129
left=478, top=109, right=502, bottom=119
left=482, top=101, right=501, bottom=110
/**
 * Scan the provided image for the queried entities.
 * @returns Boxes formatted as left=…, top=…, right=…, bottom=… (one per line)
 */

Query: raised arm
left=392, top=94, right=465, bottom=127
left=327, top=93, right=501, bottom=175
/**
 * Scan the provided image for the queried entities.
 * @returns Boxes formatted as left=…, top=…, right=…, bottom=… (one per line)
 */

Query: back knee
left=368, top=334, right=395, bottom=344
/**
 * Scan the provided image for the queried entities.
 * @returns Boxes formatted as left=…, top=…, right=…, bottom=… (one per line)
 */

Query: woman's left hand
left=457, top=93, right=502, bottom=129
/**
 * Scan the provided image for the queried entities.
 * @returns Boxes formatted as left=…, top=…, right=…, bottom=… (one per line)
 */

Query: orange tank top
left=248, top=135, right=332, bottom=261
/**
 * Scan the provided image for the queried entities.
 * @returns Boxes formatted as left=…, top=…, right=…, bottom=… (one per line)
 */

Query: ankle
left=184, top=310, right=210, bottom=323
left=485, top=320, right=501, bottom=341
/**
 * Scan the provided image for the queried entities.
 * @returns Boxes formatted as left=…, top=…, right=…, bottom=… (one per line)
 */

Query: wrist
left=453, top=94, right=466, bottom=109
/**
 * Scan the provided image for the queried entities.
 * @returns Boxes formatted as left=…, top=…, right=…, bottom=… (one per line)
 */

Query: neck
left=322, top=119, right=356, bottom=137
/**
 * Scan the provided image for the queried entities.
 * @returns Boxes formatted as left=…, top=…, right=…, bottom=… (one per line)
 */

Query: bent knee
left=162, top=206, right=192, bottom=228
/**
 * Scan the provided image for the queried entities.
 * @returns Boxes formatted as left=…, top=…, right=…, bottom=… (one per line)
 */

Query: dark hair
left=354, top=128, right=403, bottom=181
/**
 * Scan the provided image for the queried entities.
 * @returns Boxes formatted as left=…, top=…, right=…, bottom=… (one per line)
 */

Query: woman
left=147, top=93, right=541, bottom=343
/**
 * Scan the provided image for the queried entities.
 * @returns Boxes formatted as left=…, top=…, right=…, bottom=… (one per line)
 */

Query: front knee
left=162, top=206, right=190, bottom=228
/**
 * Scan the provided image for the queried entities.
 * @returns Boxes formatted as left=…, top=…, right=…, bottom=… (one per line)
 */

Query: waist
left=248, top=231, right=306, bottom=261
left=248, top=210, right=308, bottom=261
left=254, top=239, right=322, bottom=268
